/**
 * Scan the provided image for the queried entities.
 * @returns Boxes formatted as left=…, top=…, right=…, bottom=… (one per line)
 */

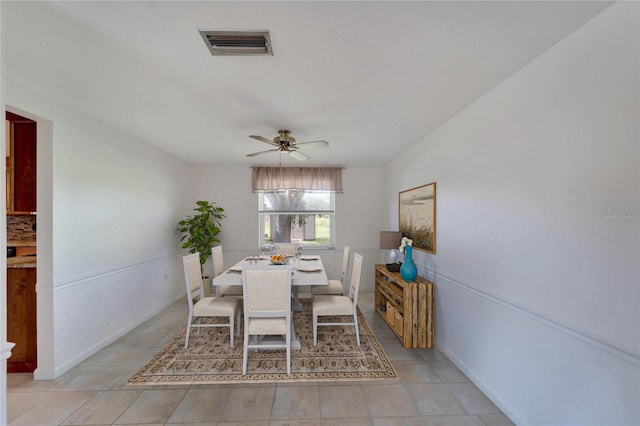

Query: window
left=259, top=190, right=335, bottom=249
left=252, top=166, right=342, bottom=249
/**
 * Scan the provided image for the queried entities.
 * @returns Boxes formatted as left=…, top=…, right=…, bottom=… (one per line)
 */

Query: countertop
left=7, top=256, right=36, bottom=268
left=7, top=240, right=36, bottom=247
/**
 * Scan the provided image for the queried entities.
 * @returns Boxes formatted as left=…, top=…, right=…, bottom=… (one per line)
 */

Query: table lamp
left=380, top=231, right=403, bottom=270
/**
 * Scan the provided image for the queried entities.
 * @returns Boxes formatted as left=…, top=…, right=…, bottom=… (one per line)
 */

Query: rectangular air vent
left=199, top=30, right=273, bottom=56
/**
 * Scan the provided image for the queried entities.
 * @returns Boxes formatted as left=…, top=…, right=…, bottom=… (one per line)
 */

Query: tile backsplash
left=7, top=215, right=36, bottom=241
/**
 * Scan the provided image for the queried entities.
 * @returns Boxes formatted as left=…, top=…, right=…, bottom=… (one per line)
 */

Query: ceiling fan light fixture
left=199, top=30, right=273, bottom=56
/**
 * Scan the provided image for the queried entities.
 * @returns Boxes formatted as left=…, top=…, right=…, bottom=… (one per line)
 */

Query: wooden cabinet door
left=7, top=268, right=37, bottom=373
left=13, top=121, right=37, bottom=212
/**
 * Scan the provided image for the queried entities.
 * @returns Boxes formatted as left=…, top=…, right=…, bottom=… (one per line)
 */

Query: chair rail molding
left=421, top=265, right=639, bottom=366
left=53, top=253, right=181, bottom=290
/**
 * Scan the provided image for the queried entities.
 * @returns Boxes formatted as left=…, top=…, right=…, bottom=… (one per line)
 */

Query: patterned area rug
left=128, top=300, right=396, bottom=384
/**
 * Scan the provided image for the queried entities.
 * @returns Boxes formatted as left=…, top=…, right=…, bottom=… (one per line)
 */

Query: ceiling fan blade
left=250, top=135, right=279, bottom=146
left=289, top=150, right=310, bottom=161
left=295, top=140, right=329, bottom=148
left=246, top=148, right=280, bottom=157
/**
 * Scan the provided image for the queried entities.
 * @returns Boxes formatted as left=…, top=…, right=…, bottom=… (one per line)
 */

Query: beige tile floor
left=7, top=292, right=514, bottom=425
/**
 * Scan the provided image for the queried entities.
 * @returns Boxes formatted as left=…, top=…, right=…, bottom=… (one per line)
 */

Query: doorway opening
left=5, top=111, right=37, bottom=373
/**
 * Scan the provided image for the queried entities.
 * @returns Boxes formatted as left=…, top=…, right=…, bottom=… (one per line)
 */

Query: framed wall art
left=399, top=182, right=436, bottom=253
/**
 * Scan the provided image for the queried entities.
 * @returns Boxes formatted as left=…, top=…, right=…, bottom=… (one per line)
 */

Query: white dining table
left=211, top=255, right=328, bottom=350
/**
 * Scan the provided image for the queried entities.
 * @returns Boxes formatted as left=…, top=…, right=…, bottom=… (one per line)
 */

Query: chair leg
left=313, top=313, right=318, bottom=346
left=242, top=323, right=249, bottom=375
left=353, top=313, right=360, bottom=346
left=229, top=315, right=234, bottom=347
left=185, top=316, right=192, bottom=348
left=286, top=328, right=291, bottom=375
left=236, top=310, right=241, bottom=336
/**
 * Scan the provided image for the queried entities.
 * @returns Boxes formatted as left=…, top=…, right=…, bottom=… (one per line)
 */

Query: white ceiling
left=3, top=1, right=612, bottom=167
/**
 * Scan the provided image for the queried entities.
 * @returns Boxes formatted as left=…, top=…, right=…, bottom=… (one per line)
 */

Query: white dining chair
left=183, top=253, right=241, bottom=348
left=312, top=245, right=350, bottom=296
left=313, top=252, right=363, bottom=346
left=242, top=265, right=292, bottom=375
left=212, top=245, right=243, bottom=297
left=274, top=242, right=300, bottom=255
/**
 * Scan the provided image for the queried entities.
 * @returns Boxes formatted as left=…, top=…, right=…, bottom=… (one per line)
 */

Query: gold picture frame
left=399, top=182, right=436, bottom=253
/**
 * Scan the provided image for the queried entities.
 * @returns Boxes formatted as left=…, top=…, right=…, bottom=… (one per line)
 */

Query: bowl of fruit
left=270, top=254, right=288, bottom=265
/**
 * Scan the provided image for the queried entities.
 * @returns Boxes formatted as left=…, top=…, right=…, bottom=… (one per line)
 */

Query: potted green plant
left=177, top=201, right=226, bottom=292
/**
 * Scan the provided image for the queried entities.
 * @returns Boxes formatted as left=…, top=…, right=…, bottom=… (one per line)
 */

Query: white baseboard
left=51, top=292, right=184, bottom=378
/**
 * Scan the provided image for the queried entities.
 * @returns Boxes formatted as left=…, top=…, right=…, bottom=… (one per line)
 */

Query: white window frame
left=258, top=191, right=335, bottom=250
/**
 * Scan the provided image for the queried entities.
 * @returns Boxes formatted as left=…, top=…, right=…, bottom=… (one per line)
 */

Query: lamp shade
left=379, top=231, right=402, bottom=250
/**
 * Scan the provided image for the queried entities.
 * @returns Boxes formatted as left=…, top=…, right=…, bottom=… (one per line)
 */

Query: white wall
left=5, top=81, right=190, bottom=378
left=384, top=3, right=639, bottom=425
left=0, top=5, right=10, bottom=423
left=188, top=165, right=385, bottom=291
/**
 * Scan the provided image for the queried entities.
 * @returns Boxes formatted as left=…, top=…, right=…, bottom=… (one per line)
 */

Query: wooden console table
left=374, top=264, right=433, bottom=348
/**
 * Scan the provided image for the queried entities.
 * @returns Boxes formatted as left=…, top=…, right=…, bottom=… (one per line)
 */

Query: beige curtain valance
left=252, top=167, right=343, bottom=192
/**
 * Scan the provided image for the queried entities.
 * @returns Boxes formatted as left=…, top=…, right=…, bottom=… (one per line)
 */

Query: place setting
left=296, top=266, right=322, bottom=273
left=299, top=255, right=319, bottom=261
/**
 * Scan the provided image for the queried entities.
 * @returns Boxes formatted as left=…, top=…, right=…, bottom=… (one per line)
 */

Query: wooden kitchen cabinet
left=6, top=111, right=37, bottom=213
left=7, top=267, right=37, bottom=372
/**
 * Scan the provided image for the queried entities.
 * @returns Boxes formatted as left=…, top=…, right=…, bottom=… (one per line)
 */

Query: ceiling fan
left=247, top=130, right=329, bottom=161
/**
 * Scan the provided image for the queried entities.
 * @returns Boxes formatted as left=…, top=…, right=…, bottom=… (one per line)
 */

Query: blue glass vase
left=400, top=246, right=417, bottom=282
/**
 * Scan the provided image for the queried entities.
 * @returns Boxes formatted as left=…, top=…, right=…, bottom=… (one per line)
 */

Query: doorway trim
left=6, top=106, right=54, bottom=379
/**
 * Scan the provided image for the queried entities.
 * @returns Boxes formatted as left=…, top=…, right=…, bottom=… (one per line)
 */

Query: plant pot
left=202, top=275, right=212, bottom=297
